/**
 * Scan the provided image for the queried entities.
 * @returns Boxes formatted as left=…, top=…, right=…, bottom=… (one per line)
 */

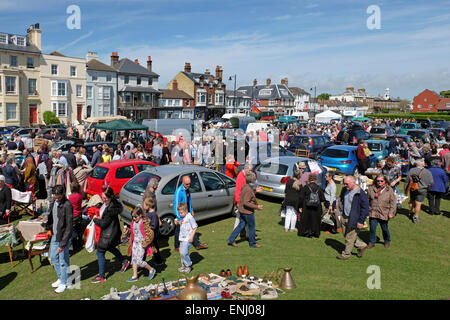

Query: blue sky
left=1, top=0, right=450, bottom=100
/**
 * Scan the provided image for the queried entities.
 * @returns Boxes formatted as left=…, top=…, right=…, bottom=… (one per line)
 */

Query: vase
left=177, top=275, right=207, bottom=300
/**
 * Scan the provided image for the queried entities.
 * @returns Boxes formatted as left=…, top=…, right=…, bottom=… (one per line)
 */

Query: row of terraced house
left=0, top=24, right=304, bottom=127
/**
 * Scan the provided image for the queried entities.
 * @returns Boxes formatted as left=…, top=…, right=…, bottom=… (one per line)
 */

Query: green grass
left=1, top=182, right=449, bottom=300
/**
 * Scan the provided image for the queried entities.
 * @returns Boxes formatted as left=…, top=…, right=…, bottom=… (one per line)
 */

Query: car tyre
left=159, top=215, right=176, bottom=237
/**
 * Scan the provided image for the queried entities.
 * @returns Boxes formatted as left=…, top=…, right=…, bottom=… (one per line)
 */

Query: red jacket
left=234, top=170, right=246, bottom=204
left=356, top=145, right=367, bottom=160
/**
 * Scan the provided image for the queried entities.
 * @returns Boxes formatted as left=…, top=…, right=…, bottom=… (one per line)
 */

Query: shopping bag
left=84, top=220, right=96, bottom=253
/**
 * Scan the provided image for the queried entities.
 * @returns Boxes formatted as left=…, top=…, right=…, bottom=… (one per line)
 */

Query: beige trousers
left=341, top=217, right=367, bottom=258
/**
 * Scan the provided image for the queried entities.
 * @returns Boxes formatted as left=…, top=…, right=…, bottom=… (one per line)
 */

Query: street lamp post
left=228, top=75, right=237, bottom=113
left=310, top=86, right=316, bottom=121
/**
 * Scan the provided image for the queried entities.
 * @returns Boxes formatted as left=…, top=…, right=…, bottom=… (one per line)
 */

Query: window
left=199, top=171, right=225, bottom=191
left=196, top=91, right=206, bottom=105
left=178, top=172, right=202, bottom=193
left=124, top=173, right=161, bottom=195
left=103, top=87, right=110, bottom=99
left=27, top=57, right=34, bottom=68
left=208, top=94, right=212, bottom=104
left=28, top=79, right=36, bottom=95
left=70, top=66, right=76, bottom=77
left=91, top=166, right=109, bottom=180
left=215, top=93, right=224, bottom=105
left=52, top=102, right=67, bottom=117
left=161, top=176, right=180, bottom=195
left=144, top=94, right=150, bottom=104
left=0, top=34, right=7, bottom=44
left=260, top=89, right=272, bottom=96
left=98, top=87, right=103, bottom=99
left=269, top=99, right=274, bottom=106
left=16, top=36, right=25, bottom=46
left=58, top=82, right=66, bottom=96
left=136, top=164, right=154, bottom=173
left=86, top=86, right=93, bottom=99
left=10, top=55, right=18, bottom=67
left=106, top=74, right=112, bottom=82
left=124, top=75, right=129, bottom=84
left=417, top=104, right=422, bottom=109
left=92, top=74, right=98, bottom=81
left=137, top=77, right=141, bottom=85
left=429, top=104, right=433, bottom=108
left=115, top=165, right=136, bottom=179
left=51, top=64, right=58, bottom=75
left=6, top=103, right=17, bottom=120
left=256, top=162, right=289, bottom=176
left=124, top=93, right=131, bottom=103
left=76, top=84, right=82, bottom=97
left=5, top=76, right=15, bottom=93
left=102, top=101, right=111, bottom=116
left=148, top=77, right=153, bottom=85
left=424, top=98, right=427, bottom=102
left=0, top=103, right=2, bottom=120
left=216, top=172, right=236, bottom=188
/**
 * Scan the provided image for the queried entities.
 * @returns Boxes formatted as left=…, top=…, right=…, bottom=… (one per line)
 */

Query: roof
left=114, top=58, right=159, bottom=77
left=94, top=119, right=148, bottom=131
left=237, top=84, right=295, bottom=100
left=0, top=33, right=41, bottom=54
left=49, top=51, right=66, bottom=57
left=160, top=89, right=193, bottom=99
left=87, top=59, right=117, bottom=72
left=96, top=159, right=157, bottom=168
left=365, top=139, right=390, bottom=145
left=327, top=145, right=357, bottom=150
left=119, top=86, right=161, bottom=94
left=226, top=90, right=251, bottom=98
left=437, top=98, right=450, bottom=110
left=289, top=87, right=310, bottom=96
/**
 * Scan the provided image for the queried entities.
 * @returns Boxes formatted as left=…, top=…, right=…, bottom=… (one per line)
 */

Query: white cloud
left=273, top=15, right=292, bottom=21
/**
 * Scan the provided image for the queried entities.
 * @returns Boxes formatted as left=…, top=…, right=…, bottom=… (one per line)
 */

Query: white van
left=245, top=122, right=272, bottom=134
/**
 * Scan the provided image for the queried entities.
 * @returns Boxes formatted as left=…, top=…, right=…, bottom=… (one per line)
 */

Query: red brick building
left=412, top=89, right=441, bottom=112
left=437, top=98, right=450, bottom=111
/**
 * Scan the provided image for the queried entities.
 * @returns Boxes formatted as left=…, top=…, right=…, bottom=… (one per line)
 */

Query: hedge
left=366, top=113, right=450, bottom=120
left=43, top=111, right=60, bottom=125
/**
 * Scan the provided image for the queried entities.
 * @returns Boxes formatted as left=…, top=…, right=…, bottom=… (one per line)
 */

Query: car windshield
left=293, top=136, right=309, bottom=145
left=257, top=162, right=289, bottom=176
left=123, top=172, right=161, bottom=195
left=402, top=123, right=416, bottom=129
left=321, top=148, right=349, bottom=158
left=370, top=128, right=386, bottom=134
left=91, top=166, right=109, bottom=180
left=407, top=131, right=426, bottom=138
left=368, top=143, right=382, bottom=152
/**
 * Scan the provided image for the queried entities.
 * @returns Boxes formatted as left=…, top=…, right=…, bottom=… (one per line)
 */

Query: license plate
left=126, top=205, right=134, bottom=212
left=324, top=166, right=336, bottom=171
left=261, top=186, right=273, bottom=192
left=374, top=137, right=382, bottom=140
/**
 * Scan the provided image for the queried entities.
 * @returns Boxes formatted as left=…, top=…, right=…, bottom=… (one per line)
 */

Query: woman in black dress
left=298, top=174, right=325, bottom=238
left=160, top=141, right=171, bottom=165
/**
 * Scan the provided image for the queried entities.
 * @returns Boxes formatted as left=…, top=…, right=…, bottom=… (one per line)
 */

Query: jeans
left=179, top=241, right=192, bottom=267
left=428, top=191, right=443, bottom=214
left=369, top=218, right=391, bottom=245
left=233, top=208, right=249, bottom=238
left=50, top=235, right=72, bottom=286
left=174, top=224, right=200, bottom=249
left=97, top=248, right=125, bottom=278
left=284, top=206, right=297, bottom=230
left=228, top=213, right=256, bottom=247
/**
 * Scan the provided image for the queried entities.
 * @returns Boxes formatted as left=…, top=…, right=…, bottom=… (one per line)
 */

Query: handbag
left=84, top=220, right=96, bottom=253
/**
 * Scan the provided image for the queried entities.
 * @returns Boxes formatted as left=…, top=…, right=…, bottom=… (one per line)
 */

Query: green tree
left=43, top=111, right=60, bottom=125
left=317, top=93, right=331, bottom=101
left=440, top=90, right=450, bottom=98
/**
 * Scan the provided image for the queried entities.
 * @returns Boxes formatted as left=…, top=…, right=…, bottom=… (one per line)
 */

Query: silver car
left=255, top=156, right=327, bottom=199
left=119, top=165, right=236, bottom=236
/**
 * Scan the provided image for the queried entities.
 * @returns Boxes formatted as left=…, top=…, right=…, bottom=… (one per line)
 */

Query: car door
left=198, top=171, right=232, bottom=218
left=113, top=165, right=136, bottom=194
left=176, top=171, right=208, bottom=218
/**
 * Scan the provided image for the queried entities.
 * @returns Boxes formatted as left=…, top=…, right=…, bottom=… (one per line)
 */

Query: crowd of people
left=1, top=116, right=449, bottom=293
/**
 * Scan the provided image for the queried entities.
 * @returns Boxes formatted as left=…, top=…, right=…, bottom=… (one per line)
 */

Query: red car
left=86, top=159, right=158, bottom=198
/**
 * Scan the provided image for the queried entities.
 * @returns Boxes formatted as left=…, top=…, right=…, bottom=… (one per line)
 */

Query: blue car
left=366, top=139, right=390, bottom=161
left=317, top=145, right=377, bottom=175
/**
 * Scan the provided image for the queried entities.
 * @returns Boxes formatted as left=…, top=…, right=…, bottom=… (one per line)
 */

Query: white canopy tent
left=315, top=110, right=342, bottom=123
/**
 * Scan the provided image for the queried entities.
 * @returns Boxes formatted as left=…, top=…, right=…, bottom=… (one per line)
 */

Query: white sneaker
left=55, top=284, right=66, bottom=293
left=51, top=279, right=61, bottom=288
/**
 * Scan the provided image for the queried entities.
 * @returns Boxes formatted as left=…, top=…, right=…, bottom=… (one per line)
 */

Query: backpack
left=409, top=168, right=424, bottom=192
left=306, top=185, right=320, bottom=208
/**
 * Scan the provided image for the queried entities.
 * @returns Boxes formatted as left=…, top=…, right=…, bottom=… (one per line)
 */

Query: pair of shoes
left=357, top=247, right=366, bottom=258
left=178, top=266, right=186, bottom=273
left=183, top=266, right=192, bottom=273
left=51, top=279, right=61, bottom=288
left=127, top=277, right=138, bottom=283
left=148, top=268, right=156, bottom=280
left=174, top=247, right=180, bottom=252
left=251, top=243, right=262, bottom=248
left=54, top=284, right=66, bottom=293
left=121, top=259, right=130, bottom=272
left=336, top=255, right=349, bottom=260
left=226, top=269, right=232, bottom=277
left=367, top=244, right=375, bottom=249
left=227, top=241, right=238, bottom=247
left=195, top=243, right=208, bottom=250
left=384, top=243, right=390, bottom=248
left=290, top=228, right=298, bottom=232
left=91, top=275, right=106, bottom=284
left=285, top=229, right=289, bottom=232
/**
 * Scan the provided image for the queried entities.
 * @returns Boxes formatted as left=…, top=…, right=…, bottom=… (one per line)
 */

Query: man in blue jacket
left=173, top=175, right=208, bottom=252
left=336, top=175, right=369, bottom=260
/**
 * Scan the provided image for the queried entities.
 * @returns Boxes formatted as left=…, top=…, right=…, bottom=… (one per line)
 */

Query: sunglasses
left=376, top=180, right=385, bottom=182
left=132, top=215, right=139, bottom=219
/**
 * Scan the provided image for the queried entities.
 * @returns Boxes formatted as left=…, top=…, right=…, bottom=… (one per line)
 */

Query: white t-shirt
left=179, top=213, right=197, bottom=242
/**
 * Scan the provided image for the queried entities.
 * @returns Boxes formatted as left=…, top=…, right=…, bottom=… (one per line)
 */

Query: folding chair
left=8, top=188, right=37, bottom=222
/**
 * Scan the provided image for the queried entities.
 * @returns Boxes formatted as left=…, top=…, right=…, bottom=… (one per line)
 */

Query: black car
left=417, top=119, right=432, bottom=129
left=336, top=129, right=371, bottom=145
left=287, top=134, right=334, bottom=158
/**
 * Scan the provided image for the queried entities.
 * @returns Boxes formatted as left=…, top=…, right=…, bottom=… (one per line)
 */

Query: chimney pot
left=111, top=52, right=119, bottom=67
left=172, top=79, right=178, bottom=91
left=184, top=62, right=191, bottom=73
left=253, top=79, right=257, bottom=86
left=134, top=59, right=139, bottom=64
left=266, top=78, right=271, bottom=86
left=205, top=69, right=210, bottom=75
left=147, top=56, right=152, bottom=72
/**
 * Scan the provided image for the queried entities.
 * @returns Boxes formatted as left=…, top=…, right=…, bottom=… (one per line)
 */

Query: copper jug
left=237, top=265, right=243, bottom=277
left=177, top=275, right=207, bottom=300
left=243, top=264, right=249, bottom=276
left=278, top=267, right=296, bottom=289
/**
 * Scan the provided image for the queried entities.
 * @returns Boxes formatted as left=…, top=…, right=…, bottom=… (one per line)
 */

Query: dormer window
left=260, top=89, right=272, bottom=96
left=0, top=34, right=7, bottom=44
left=16, top=36, right=26, bottom=46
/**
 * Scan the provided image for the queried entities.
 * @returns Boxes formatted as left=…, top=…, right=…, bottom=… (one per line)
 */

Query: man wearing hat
left=0, top=175, right=12, bottom=225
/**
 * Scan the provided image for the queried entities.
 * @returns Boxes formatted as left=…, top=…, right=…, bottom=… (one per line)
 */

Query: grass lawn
left=1, top=182, right=449, bottom=300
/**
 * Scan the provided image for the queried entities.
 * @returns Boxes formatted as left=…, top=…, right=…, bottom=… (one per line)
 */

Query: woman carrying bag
left=91, top=186, right=130, bottom=283
left=298, top=174, right=325, bottom=238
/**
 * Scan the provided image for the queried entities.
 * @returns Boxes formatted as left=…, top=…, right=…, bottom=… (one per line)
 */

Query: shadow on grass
left=442, top=211, right=450, bottom=218
left=256, top=193, right=283, bottom=204
left=325, top=238, right=345, bottom=253
left=79, top=257, right=124, bottom=281
left=190, top=252, right=204, bottom=267
left=0, top=272, right=17, bottom=291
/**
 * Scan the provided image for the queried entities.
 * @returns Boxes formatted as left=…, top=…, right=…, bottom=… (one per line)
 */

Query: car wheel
left=159, top=215, right=176, bottom=237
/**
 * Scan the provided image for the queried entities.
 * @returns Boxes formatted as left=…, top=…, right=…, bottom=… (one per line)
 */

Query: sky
left=1, top=0, right=450, bottom=100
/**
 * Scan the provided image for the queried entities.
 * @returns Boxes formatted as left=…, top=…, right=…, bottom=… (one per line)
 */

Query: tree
left=440, top=90, right=450, bottom=98
left=43, top=111, right=60, bottom=125
left=317, top=93, right=331, bottom=101
left=398, top=100, right=411, bottom=112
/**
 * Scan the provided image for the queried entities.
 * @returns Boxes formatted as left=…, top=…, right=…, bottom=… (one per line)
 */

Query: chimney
left=205, top=69, right=210, bottom=75
left=184, top=62, right=191, bottom=73
left=134, top=59, right=139, bottom=65
left=215, top=65, right=223, bottom=81
left=27, top=23, right=42, bottom=51
left=172, top=79, right=178, bottom=91
left=111, top=52, right=119, bottom=67
left=266, top=78, right=271, bottom=86
left=253, top=79, right=257, bottom=86
left=147, top=56, right=152, bottom=72
left=86, top=51, right=98, bottom=62
left=281, top=77, right=288, bottom=87
left=209, top=76, right=213, bottom=83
